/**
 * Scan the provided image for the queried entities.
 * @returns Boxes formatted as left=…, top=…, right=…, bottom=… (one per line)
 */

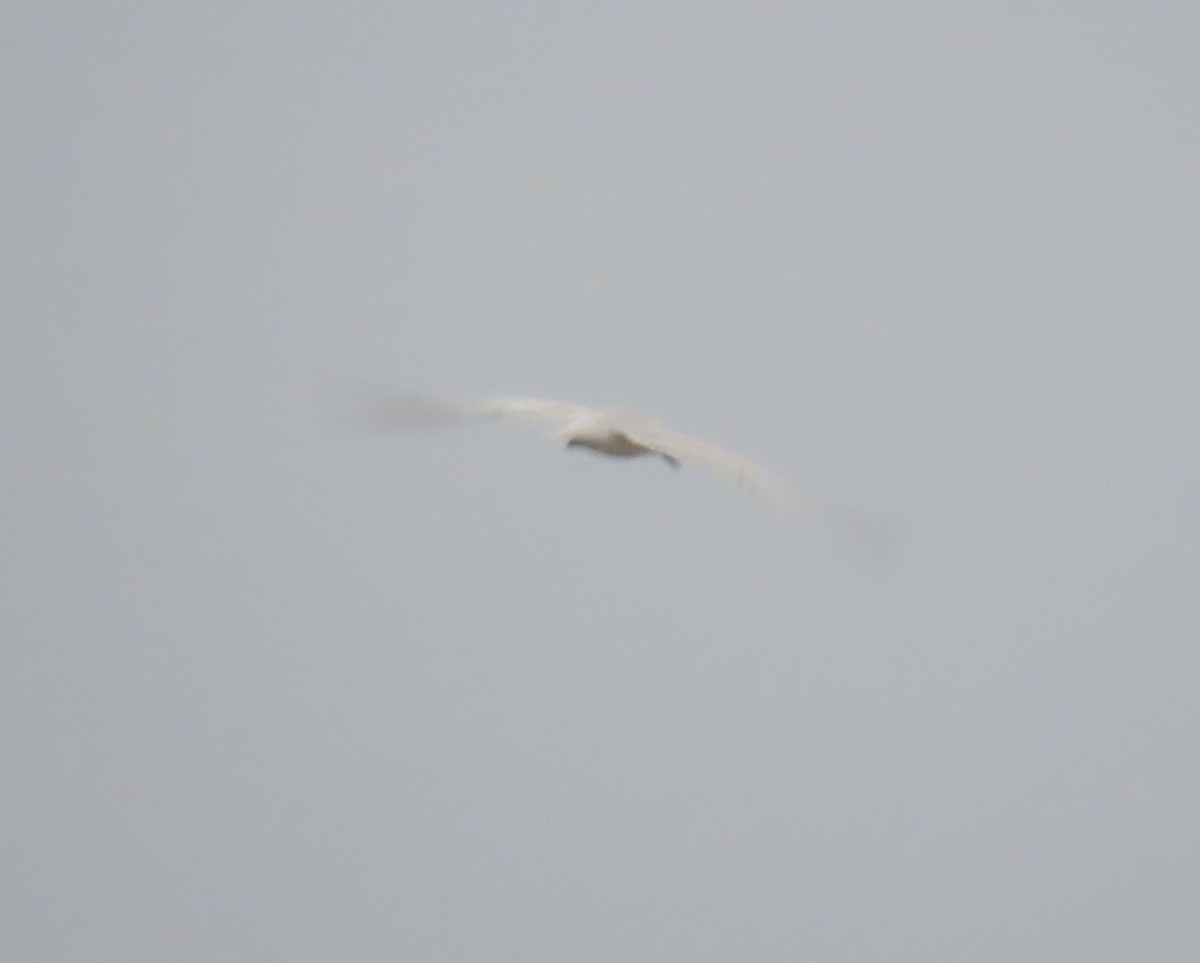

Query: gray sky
left=3, top=3, right=1198, bottom=960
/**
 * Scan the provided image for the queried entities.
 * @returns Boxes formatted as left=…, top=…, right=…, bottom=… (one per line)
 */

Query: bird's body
left=556, top=410, right=680, bottom=467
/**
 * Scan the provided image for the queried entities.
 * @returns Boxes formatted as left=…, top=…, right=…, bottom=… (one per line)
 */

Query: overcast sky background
left=3, top=3, right=1198, bottom=961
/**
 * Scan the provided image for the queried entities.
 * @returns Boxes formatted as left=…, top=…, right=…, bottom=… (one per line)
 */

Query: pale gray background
left=3, top=3, right=1198, bottom=961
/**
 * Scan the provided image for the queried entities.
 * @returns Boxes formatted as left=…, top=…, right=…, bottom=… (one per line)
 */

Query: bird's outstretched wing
left=367, top=391, right=591, bottom=432
left=621, top=423, right=809, bottom=514
left=480, top=397, right=595, bottom=426
left=627, top=422, right=896, bottom=565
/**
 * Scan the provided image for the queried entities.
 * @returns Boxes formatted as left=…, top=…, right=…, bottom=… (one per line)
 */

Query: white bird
left=361, top=389, right=895, bottom=565
left=365, top=390, right=809, bottom=514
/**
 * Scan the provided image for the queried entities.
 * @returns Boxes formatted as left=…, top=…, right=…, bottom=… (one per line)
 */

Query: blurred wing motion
left=368, top=391, right=590, bottom=430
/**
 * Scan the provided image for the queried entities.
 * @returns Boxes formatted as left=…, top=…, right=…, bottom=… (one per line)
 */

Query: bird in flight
left=365, top=391, right=811, bottom=514
left=362, top=389, right=895, bottom=564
